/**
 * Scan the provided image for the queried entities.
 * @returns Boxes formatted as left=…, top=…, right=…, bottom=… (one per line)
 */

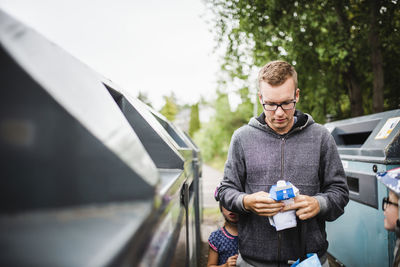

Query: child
left=207, top=186, right=239, bottom=267
left=377, top=167, right=400, bottom=267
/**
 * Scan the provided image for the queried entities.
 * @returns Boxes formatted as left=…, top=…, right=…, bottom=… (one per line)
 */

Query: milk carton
left=268, top=180, right=299, bottom=231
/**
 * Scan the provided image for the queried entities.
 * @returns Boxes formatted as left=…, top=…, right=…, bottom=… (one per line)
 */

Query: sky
left=0, top=0, right=223, bottom=111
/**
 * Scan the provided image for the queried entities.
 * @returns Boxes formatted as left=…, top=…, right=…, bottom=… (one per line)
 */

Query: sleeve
left=315, top=131, right=349, bottom=221
left=217, top=130, right=250, bottom=214
left=208, top=230, right=219, bottom=252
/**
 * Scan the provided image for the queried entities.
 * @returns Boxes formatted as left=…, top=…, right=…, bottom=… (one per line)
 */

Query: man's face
left=258, top=78, right=299, bottom=135
left=384, top=191, right=399, bottom=231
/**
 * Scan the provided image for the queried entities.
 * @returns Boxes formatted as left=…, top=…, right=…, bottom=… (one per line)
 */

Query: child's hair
left=214, top=183, right=221, bottom=202
left=215, top=183, right=223, bottom=212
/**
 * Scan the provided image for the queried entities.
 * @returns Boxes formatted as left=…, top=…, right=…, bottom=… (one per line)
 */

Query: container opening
left=103, top=84, right=184, bottom=169
left=339, top=131, right=372, bottom=146
left=347, top=176, right=359, bottom=194
left=104, top=84, right=123, bottom=106
left=151, top=113, right=189, bottom=148
left=333, top=119, right=380, bottom=147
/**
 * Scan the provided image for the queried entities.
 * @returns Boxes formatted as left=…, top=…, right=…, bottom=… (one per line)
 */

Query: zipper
left=281, top=137, right=285, bottom=180
left=278, top=232, right=281, bottom=267
left=278, top=137, right=285, bottom=267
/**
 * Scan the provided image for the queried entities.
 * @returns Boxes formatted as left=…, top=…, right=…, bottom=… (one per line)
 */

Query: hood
left=248, top=110, right=314, bottom=136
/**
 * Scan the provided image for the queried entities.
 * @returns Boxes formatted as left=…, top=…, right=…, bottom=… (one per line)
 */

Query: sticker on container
left=375, top=117, right=400, bottom=140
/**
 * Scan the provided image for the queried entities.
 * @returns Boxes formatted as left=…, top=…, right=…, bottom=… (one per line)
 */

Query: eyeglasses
left=262, top=100, right=297, bottom=111
left=382, top=197, right=398, bottom=211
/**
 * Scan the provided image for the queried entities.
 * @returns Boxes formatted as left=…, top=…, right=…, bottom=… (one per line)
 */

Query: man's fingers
left=255, top=206, right=283, bottom=213
left=297, top=210, right=317, bottom=220
left=282, top=201, right=303, bottom=211
left=254, top=202, right=284, bottom=210
left=255, top=196, right=279, bottom=204
left=254, top=205, right=283, bottom=215
left=258, top=210, right=281, bottom=217
left=246, top=193, right=285, bottom=215
left=295, top=205, right=312, bottom=215
left=280, top=195, right=320, bottom=220
left=296, top=204, right=319, bottom=220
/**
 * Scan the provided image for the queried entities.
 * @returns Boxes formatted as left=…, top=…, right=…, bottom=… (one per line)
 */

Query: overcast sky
left=0, top=0, right=222, bottom=110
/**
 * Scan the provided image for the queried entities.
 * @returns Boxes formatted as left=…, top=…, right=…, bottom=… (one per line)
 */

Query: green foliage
left=194, top=92, right=233, bottom=162
left=189, top=103, right=201, bottom=137
left=206, top=0, right=400, bottom=122
left=159, top=93, right=178, bottom=121
left=137, top=91, right=153, bottom=108
left=194, top=89, right=255, bottom=168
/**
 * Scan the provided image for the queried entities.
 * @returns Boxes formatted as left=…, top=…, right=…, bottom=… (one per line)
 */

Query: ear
left=295, top=88, right=300, bottom=103
left=395, top=220, right=400, bottom=238
left=258, top=91, right=263, bottom=104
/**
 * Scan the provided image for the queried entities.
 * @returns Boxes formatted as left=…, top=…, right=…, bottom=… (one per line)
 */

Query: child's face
left=221, top=206, right=239, bottom=223
left=384, top=191, right=399, bottom=231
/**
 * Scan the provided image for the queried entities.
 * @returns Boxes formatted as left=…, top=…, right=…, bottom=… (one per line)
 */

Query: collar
left=256, top=110, right=307, bottom=131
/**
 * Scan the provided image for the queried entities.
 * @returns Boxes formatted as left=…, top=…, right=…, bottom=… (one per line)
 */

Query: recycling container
left=0, top=9, right=202, bottom=267
left=325, top=109, right=400, bottom=267
left=102, top=82, right=202, bottom=267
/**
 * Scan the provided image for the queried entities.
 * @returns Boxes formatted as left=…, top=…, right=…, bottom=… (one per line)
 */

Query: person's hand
left=224, top=254, right=238, bottom=267
left=243, top=191, right=284, bottom=217
left=282, top=194, right=320, bottom=220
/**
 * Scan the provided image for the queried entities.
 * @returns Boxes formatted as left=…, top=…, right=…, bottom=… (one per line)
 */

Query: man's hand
left=224, top=254, right=238, bottom=267
left=282, top=194, right=320, bottom=220
left=243, top=191, right=284, bottom=217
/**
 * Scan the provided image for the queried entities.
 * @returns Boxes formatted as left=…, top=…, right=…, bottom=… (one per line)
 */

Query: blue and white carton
left=269, top=180, right=299, bottom=231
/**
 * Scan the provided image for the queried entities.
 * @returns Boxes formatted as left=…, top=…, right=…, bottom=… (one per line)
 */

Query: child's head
left=215, top=183, right=239, bottom=224
left=219, top=202, right=239, bottom=224
left=377, top=168, right=400, bottom=232
left=384, top=190, right=399, bottom=231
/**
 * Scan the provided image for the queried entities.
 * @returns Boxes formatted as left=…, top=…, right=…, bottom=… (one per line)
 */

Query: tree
left=160, top=93, right=178, bottom=121
left=206, top=0, right=400, bottom=122
left=137, top=91, right=153, bottom=108
left=189, top=103, right=201, bottom=137
left=194, top=88, right=255, bottom=169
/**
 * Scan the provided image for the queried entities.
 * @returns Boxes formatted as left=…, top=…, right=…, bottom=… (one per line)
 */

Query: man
left=377, top=168, right=400, bottom=267
left=217, top=60, right=349, bottom=267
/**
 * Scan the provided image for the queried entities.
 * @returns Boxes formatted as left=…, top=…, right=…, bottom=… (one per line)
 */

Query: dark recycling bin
left=181, top=130, right=203, bottom=264
left=0, top=9, right=202, bottom=267
left=102, top=82, right=203, bottom=267
left=325, top=109, right=400, bottom=267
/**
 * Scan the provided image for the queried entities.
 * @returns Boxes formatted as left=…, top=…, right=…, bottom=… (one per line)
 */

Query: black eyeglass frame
left=261, top=99, right=297, bottom=111
left=382, top=197, right=398, bottom=211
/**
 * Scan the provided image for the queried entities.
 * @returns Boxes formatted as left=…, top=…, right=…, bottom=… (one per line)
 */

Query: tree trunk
left=369, top=0, right=384, bottom=113
left=344, top=64, right=364, bottom=117
left=333, top=1, right=363, bottom=117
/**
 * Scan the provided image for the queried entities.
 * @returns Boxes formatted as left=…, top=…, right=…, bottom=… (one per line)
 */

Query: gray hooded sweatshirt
left=218, top=110, right=349, bottom=265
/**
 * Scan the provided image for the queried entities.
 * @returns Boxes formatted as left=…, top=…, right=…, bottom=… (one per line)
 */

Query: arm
left=207, top=247, right=238, bottom=267
left=314, top=132, right=349, bottom=221
left=283, top=131, right=349, bottom=221
left=217, top=131, right=249, bottom=214
left=218, top=131, right=284, bottom=216
left=207, top=247, right=220, bottom=267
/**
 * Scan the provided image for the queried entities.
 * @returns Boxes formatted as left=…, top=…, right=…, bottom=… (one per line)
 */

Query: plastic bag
left=290, top=253, right=322, bottom=267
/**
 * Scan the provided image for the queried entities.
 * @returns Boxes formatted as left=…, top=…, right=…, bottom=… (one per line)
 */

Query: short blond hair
left=258, top=60, right=298, bottom=90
